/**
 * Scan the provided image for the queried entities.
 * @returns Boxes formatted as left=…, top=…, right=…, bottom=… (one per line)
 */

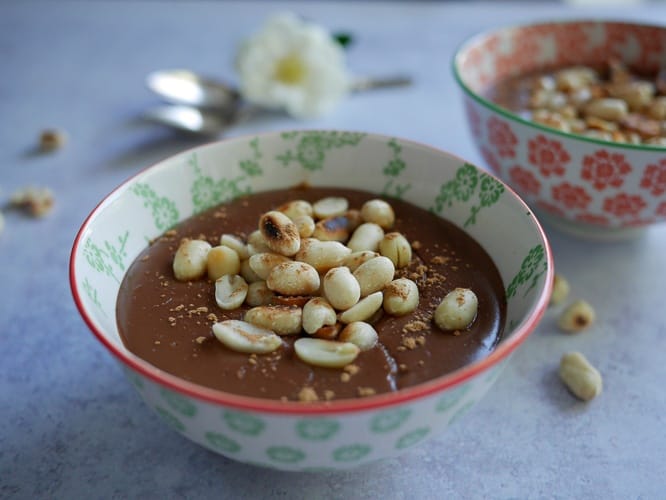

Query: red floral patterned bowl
left=453, top=20, right=666, bottom=239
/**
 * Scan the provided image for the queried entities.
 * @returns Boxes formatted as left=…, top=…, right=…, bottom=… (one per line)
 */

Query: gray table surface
left=2, top=1, right=665, bottom=498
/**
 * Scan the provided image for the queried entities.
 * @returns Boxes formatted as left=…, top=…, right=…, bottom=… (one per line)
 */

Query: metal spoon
left=146, top=68, right=412, bottom=109
left=142, top=105, right=244, bottom=136
left=146, top=69, right=242, bottom=109
left=143, top=69, right=412, bottom=135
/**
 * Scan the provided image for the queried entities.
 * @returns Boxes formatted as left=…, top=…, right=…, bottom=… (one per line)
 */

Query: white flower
left=235, top=13, right=351, bottom=119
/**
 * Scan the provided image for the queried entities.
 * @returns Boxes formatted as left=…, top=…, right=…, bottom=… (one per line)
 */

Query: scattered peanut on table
left=559, top=351, right=603, bottom=401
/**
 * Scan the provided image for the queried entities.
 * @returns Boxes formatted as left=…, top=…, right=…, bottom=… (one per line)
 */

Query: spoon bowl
left=143, top=105, right=237, bottom=136
left=146, top=69, right=241, bottom=109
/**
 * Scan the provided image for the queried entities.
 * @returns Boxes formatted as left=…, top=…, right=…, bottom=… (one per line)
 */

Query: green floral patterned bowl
left=70, top=130, right=553, bottom=471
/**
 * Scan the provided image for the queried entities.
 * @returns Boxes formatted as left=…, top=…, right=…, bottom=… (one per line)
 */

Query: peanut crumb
left=402, top=337, right=418, bottom=350
left=298, top=387, right=319, bottom=402
left=343, top=364, right=360, bottom=375
left=397, top=345, right=407, bottom=352
left=39, top=129, right=67, bottom=152
left=207, top=313, right=218, bottom=322
left=399, top=363, right=409, bottom=372
left=357, top=387, right=376, bottom=397
left=418, top=360, right=425, bottom=367
left=248, top=357, right=257, bottom=365
left=164, top=230, right=177, bottom=237
left=195, top=336, right=207, bottom=344
left=323, top=390, right=336, bottom=401
left=140, top=255, right=150, bottom=262
left=431, top=255, right=450, bottom=265
left=415, top=335, right=426, bottom=346
left=403, top=320, right=428, bottom=333
left=340, top=372, right=351, bottom=383
left=154, top=340, right=161, bottom=345
left=411, top=240, right=422, bottom=250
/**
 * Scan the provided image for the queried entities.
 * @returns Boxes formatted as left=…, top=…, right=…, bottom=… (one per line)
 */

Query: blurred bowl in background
left=453, top=20, right=666, bottom=240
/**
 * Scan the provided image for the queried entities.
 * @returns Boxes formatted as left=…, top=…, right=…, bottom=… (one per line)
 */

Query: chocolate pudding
left=117, top=186, right=506, bottom=402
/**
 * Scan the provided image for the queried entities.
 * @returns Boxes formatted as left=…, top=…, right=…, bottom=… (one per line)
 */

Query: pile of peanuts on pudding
left=172, top=196, right=479, bottom=369
left=525, top=60, right=666, bottom=146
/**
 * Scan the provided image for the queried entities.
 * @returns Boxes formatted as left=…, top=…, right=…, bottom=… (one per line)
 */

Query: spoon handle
left=349, top=75, right=413, bottom=93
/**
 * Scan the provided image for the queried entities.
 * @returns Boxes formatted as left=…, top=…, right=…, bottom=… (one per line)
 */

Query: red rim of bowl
left=451, top=18, right=666, bottom=152
left=69, top=130, right=554, bottom=416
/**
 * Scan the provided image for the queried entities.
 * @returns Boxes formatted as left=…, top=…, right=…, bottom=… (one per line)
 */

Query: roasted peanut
left=295, top=238, right=351, bottom=273
left=245, top=281, right=275, bottom=307
left=608, top=81, right=655, bottom=111
left=338, top=291, right=383, bottom=324
left=207, top=245, right=241, bottom=281
left=219, top=234, right=249, bottom=260
left=312, top=197, right=348, bottom=219
left=434, top=288, right=478, bottom=331
left=559, top=351, right=602, bottom=401
left=39, top=129, right=67, bottom=152
left=294, top=338, right=360, bottom=368
left=266, top=261, right=320, bottom=296
left=360, top=199, right=395, bottom=229
left=584, top=98, right=628, bottom=122
left=322, top=266, right=361, bottom=310
left=240, top=258, right=263, bottom=283
left=343, top=250, right=379, bottom=271
left=276, top=199, right=313, bottom=220
left=378, top=232, right=412, bottom=268
left=173, top=238, right=212, bottom=281
left=247, top=230, right=270, bottom=254
left=212, top=320, right=282, bottom=354
left=312, top=215, right=352, bottom=242
left=347, top=223, right=384, bottom=252
left=215, top=274, right=248, bottom=310
left=248, top=252, right=292, bottom=280
left=293, top=215, right=315, bottom=238
left=259, top=210, right=301, bottom=256
left=338, top=321, right=378, bottom=351
left=383, top=278, right=419, bottom=316
left=245, top=305, right=303, bottom=336
left=302, top=297, right=337, bottom=334
left=10, top=186, right=55, bottom=217
left=555, top=66, right=597, bottom=91
left=558, top=300, right=595, bottom=332
left=353, top=256, right=395, bottom=297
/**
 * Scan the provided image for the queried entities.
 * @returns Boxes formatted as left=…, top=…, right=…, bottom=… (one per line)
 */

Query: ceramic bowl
left=70, top=130, right=552, bottom=471
left=453, top=20, right=666, bottom=240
